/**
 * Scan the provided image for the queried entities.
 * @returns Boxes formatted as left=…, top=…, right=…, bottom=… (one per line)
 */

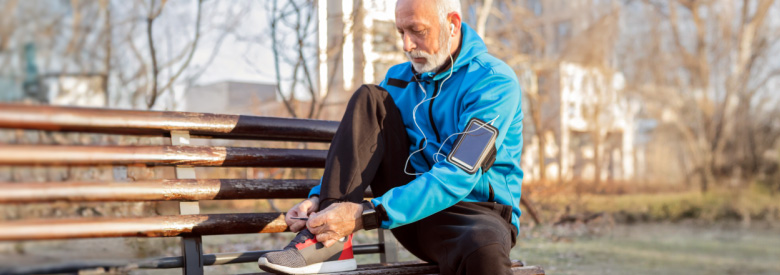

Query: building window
left=527, top=0, right=543, bottom=15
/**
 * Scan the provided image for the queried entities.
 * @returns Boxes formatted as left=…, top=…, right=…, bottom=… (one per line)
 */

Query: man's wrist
left=375, top=203, right=388, bottom=223
left=308, top=196, right=320, bottom=205
left=354, top=203, right=364, bottom=230
left=359, top=200, right=380, bottom=230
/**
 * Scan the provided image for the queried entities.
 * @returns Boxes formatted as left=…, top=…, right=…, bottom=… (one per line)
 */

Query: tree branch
left=145, top=0, right=161, bottom=109
left=153, top=0, right=204, bottom=105
left=270, top=0, right=298, bottom=118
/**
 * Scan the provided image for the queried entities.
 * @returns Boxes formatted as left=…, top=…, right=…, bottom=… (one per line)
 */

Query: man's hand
left=306, top=202, right=363, bottom=247
left=285, top=196, right=320, bottom=232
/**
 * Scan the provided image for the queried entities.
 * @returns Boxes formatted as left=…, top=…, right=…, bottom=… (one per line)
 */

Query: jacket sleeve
left=371, top=71, right=522, bottom=229
left=307, top=179, right=322, bottom=198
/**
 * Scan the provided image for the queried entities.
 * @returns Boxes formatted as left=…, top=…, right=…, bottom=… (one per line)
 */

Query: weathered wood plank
left=0, top=145, right=327, bottom=167
left=0, top=213, right=288, bottom=241
left=0, top=103, right=339, bottom=142
left=0, top=179, right=373, bottom=203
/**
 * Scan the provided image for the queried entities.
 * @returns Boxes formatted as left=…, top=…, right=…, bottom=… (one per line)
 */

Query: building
left=45, top=74, right=107, bottom=107
left=185, top=81, right=280, bottom=116
left=521, top=62, right=638, bottom=183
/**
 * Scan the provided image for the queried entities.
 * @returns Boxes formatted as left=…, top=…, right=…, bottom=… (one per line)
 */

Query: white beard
left=405, top=30, right=451, bottom=73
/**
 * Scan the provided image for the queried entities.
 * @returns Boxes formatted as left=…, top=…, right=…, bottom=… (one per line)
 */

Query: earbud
left=450, top=23, right=456, bottom=36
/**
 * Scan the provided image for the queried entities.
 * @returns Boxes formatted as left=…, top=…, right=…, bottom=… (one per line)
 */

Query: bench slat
left=0, top=145, right=327, bottom=167
left=0, top=179, right=374, bottom=203
left=0, top=213, right=288, bottom=241
left=0, top=103, right=339, bottom=142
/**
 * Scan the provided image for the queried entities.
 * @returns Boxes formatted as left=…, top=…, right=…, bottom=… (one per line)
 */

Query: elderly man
left=258, top=0, right=523, bottom=274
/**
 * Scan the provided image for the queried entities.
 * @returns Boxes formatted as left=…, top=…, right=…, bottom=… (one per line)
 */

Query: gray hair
left=437, top=0, right=461, bottom=24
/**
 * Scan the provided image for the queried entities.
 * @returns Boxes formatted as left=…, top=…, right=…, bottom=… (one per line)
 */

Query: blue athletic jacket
left=309, top=23, right=524, bottom=234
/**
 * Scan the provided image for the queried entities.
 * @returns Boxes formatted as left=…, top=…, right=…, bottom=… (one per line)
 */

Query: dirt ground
left=513, top=222, right=780, bottom=275
left=2, top=221, right=778, bottom=274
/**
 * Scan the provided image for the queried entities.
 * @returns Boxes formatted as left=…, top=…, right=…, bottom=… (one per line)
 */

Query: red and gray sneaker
left=258, top=228, right=356, bottom=274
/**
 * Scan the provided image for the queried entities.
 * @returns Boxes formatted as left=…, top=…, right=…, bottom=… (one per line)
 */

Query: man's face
left=396, top=0, right=451, bottom=73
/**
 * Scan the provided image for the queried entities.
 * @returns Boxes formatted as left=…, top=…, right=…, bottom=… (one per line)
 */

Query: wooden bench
left=0, top=103, right=544, bottom=275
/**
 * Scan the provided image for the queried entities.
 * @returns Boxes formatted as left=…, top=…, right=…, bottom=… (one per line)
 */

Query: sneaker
left=258, top=228, right=356, bottom=274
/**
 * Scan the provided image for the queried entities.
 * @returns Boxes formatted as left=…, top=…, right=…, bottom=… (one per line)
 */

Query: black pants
left=319, top=85, right=517, bottom=275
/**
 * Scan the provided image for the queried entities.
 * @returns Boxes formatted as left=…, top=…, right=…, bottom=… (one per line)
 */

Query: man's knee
left=458, top=222, right=513, bottom=251
left=456, top=243, right=512, bottom=275
left=436, top=224, right=513, bottom=274
left=344, top=85, right=391, bottom=118
left=349, top=84, right=385, bottom=103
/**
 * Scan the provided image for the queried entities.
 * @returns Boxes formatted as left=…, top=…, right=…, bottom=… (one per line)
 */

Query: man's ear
left=448, top=12, right=462, bottom=37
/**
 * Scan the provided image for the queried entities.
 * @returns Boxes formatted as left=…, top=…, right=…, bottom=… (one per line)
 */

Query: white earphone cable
left=432, top=115, right=500, bottom=163
left=403, top=33, right=456, bottom=176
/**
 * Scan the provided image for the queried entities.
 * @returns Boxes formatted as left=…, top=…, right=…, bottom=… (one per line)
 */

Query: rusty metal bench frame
left=0, top=103, right=543, bottom=275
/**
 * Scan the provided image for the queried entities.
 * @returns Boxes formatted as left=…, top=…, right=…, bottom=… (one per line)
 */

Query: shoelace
left=284, top=228, right=316, bottom=250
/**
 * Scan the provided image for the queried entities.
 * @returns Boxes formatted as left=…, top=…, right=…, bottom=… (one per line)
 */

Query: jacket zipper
left=488, top=183, right=495, bottom=202
left=428, top=80, right=442, bottom=143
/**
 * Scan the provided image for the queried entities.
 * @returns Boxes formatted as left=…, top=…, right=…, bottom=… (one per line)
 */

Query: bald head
left=396, top=0, right=462, bottom=73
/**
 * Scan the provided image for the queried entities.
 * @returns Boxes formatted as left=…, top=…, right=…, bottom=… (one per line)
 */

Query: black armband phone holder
left=447, top=118, right=499, bottom=174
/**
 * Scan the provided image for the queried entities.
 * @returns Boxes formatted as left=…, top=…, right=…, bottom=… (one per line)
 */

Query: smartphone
left=447, top=118, right=498, bottom=174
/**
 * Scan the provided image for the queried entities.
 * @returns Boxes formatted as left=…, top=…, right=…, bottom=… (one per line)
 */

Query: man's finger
left=305, top=223, right=324, bottom=236
left=297, top=204, right=310, bottom=214
left=323, top=239, right=337, bottom=248
left=307, top=212, right=327, bottom=228
left=284, top=215, right=296, bottom=227
left=285, top=208, right=299, bottom=220
left=315, top=231, right=334, bottom=243
left=288, top=220, right=305, bottom=232
left=306, top=207, right=317, bottom=215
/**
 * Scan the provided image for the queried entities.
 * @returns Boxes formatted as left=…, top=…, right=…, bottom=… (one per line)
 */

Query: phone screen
left=451, top=122, right=495, bottom=169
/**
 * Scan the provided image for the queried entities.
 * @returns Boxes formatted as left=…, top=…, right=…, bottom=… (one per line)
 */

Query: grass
left=513, top=222, right=780, bottom=275
left=525, top=183, right=780, bottom=225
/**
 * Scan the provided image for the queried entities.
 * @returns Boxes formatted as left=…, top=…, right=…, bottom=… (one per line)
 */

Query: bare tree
left=143, top=0, right=203, bottom=109
left=0, top=0, right=245, bottom=110
left=632, top=0, right=780, bottom=192
left=101, top=0, right=112, bottom=106
left=244, top=0, right=358, bottom=120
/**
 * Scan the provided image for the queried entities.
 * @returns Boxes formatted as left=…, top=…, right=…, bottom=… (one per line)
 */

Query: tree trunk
left=537, top=133, right=547, bottom=182
left=699, top=165, right=715, bottom=193
left=594, top=131, right=602, bottom=185
left=102, top=1, right=111, bottom=107
left=520, top=196, right=541, bottom=225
